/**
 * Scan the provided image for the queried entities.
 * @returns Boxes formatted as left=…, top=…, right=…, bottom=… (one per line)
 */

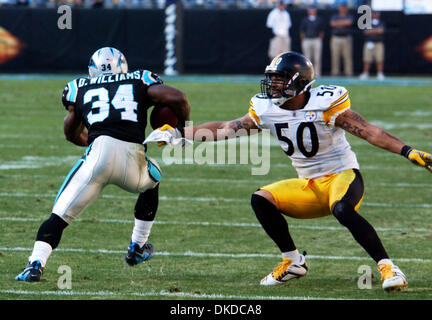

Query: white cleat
left=260, top=252, right=308, bottom=286
left=378, top=264, right=408, bottom=292
left=359, top=72, right=369, bottom=80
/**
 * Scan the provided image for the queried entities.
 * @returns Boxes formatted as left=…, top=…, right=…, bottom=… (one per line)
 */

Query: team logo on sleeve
left=304, top=111, right=317, bottom=122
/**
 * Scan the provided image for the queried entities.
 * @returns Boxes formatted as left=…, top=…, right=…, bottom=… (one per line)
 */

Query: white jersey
left=248, top=85, right=359, bottom=179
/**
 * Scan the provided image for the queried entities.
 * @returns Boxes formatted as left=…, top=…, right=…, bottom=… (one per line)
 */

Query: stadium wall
left=0, top=8, right=431, bottom=75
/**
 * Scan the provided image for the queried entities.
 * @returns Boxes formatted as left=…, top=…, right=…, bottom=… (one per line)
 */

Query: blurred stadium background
left=0, top=0, right=432, bottom=77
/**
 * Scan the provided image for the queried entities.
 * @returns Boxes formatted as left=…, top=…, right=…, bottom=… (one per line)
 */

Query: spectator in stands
left=330, top=3, right=353, bottom=76
left=74, top=0, right=83, bottom=7
left=300, top=5, right=324, bottom=77
left=266, top=0, right=292, bottom=62
left=359, top=11, right=385, bottom=81
left=92, top=0, right=103, bottom=7
left=254, top=0, right=273, bottom=7
left=16, top=0, right=29, bottom=6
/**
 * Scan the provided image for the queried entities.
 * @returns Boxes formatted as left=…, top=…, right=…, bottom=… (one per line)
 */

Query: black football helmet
left=260, top=51, right=315, bottom=106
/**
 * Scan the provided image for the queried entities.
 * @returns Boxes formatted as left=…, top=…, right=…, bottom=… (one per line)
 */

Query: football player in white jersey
left=160, top=52, right=432, bottom=292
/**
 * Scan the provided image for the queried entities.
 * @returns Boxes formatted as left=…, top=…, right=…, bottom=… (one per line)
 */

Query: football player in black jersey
left=15, top=47, right=190, bottom=282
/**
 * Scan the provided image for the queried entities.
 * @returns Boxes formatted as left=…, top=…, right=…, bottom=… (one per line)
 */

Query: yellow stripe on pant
left=260, top=169, right=364, bottom=219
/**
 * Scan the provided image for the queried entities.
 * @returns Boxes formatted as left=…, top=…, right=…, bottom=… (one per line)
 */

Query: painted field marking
left=0, top=216, right=430, bottom=234
left=0, top=288, right=356, bottom=300
left=3, top=173, right=431, bottom=188
left=0, top=157, right=425, bottom=171
left=0, top=156, right=77, bottom=170
left=393, top=111, right=432, bottom=117
left=1, top=246, right=430, bottom=263
left=369, top=120, right=432, bottom=130
left=0, top=192, right=430, bottom=209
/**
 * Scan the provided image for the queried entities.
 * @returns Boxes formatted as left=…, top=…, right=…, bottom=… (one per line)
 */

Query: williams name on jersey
left=249, top=85, right=359, bottom=179
left=62, top=69, right=162, bottom=145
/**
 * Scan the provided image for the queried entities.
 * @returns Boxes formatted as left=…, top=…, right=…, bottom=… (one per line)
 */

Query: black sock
left=332, top=201, right=389, bottom=262
left=251, top=194, right=296, bottom=253
left=134, top=184, right=159, bottom=221
left=36, top=213, right=69, bottom=249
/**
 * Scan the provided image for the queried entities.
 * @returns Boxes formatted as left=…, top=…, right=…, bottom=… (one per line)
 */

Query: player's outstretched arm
left=335, top=109, right=404, bottom=153
left=149, top=113, right=259, bottom=147
left=184, top=113, right=260, bottom=142
left=63, top=105, right=88, bottom=147
left=335, top=109, right=432, bottom=172
left=147, top=84, right=190, bottom=124
left=150, top=113, right=260, bottom=147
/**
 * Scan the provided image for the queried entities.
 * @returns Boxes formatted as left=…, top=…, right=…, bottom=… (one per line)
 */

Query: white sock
left=282, top=249, right=300, bottom=264
left=378, top=258, right=394, bottom=266
left=131, top=219, right=153, bottom=247
left=28, top=241, right=53, bottom=268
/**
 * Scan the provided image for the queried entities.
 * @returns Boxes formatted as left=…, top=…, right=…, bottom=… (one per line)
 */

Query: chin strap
left=297, top=80, right=315, bottom=96
left=282, top=72, right=300, bottom=97
left=268, top=72, right=314, bottom=106
left=282, top=73, right=314, bottom=99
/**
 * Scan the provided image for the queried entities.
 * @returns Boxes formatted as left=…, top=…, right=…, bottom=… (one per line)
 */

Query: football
left=149, top=105, right=179, bottom=129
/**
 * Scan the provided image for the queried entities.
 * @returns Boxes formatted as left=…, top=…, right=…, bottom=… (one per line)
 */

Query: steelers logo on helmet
left=261, top=51, right=315, bottom=106
left=275, top=57, right=282, bottom=66
left=88, top=47, right=128, bottom=78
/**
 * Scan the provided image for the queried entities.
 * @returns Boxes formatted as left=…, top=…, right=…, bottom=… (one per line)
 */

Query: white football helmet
left=88, top=47, right=128, bottom=78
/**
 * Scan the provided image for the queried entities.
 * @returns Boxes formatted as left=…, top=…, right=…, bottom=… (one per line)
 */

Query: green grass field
left=0, top=77, right=431, bottom=300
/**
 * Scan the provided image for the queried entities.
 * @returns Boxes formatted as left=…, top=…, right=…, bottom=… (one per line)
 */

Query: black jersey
left=61, top=69, right=162, bottom=144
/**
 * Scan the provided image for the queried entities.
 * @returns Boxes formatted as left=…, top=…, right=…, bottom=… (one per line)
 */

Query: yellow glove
left=156, top=124, right=184, bottom=147
left=159, top=124, right=174, bottom=131
left=157, top=124, right=174, bottom=146
left=402, top=146, right=432, bottom=173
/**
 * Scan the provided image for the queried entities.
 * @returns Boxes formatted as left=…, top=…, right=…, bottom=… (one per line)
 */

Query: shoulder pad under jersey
left=309, top=85, right=351, bottom=126
left=248, top=94, right=272, bottom=129
left=139, top=69, right=163, bottom=86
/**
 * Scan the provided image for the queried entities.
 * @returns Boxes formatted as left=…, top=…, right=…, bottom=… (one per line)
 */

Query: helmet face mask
left=88, top=47, right=128, bottom=78
left=260, top=72, right=302, bottom=105
left=260, top=52, right=315, bottom=106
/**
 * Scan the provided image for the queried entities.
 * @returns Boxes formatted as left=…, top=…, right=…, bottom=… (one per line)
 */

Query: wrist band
left=400, top=145, right=412, bottom=158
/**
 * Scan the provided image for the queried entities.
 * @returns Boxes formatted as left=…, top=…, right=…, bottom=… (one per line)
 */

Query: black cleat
left=125, top=242, right=155, bottom=266
left=15, top=260, right=44, bottom=282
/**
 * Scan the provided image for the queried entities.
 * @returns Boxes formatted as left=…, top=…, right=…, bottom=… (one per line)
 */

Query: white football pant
left=52, top=135, right=161, bottom=224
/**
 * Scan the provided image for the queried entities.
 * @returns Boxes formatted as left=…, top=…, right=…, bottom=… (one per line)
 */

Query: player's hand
left=406, top=148, right=432, bottom=173
left=157, top=124, right=184, bottom=147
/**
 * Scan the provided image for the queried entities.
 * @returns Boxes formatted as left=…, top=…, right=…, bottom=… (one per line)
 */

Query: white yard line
left=0, top=144, right=61, bottom=149
left=0, top=160, right=423, bottom=171
left=369, top=120, right=432, bottom=130
left=3, top=173, right=431, bottom=188
left=1, top=246, right=430, bottom=263
left=161, top=178, right=428, bottom=187
left=0, top=216, right=430, bottom=233
left=0, top=288, right=353, bottom=300
left=0, top=156, right=77, bottom=170
left=269, top=163, right=424, bottom=171
left=0, top=153, right=427, bottom=171
left=0, top=192, right=430, bottom=209
left=393, top=111, right=432, bottom=117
